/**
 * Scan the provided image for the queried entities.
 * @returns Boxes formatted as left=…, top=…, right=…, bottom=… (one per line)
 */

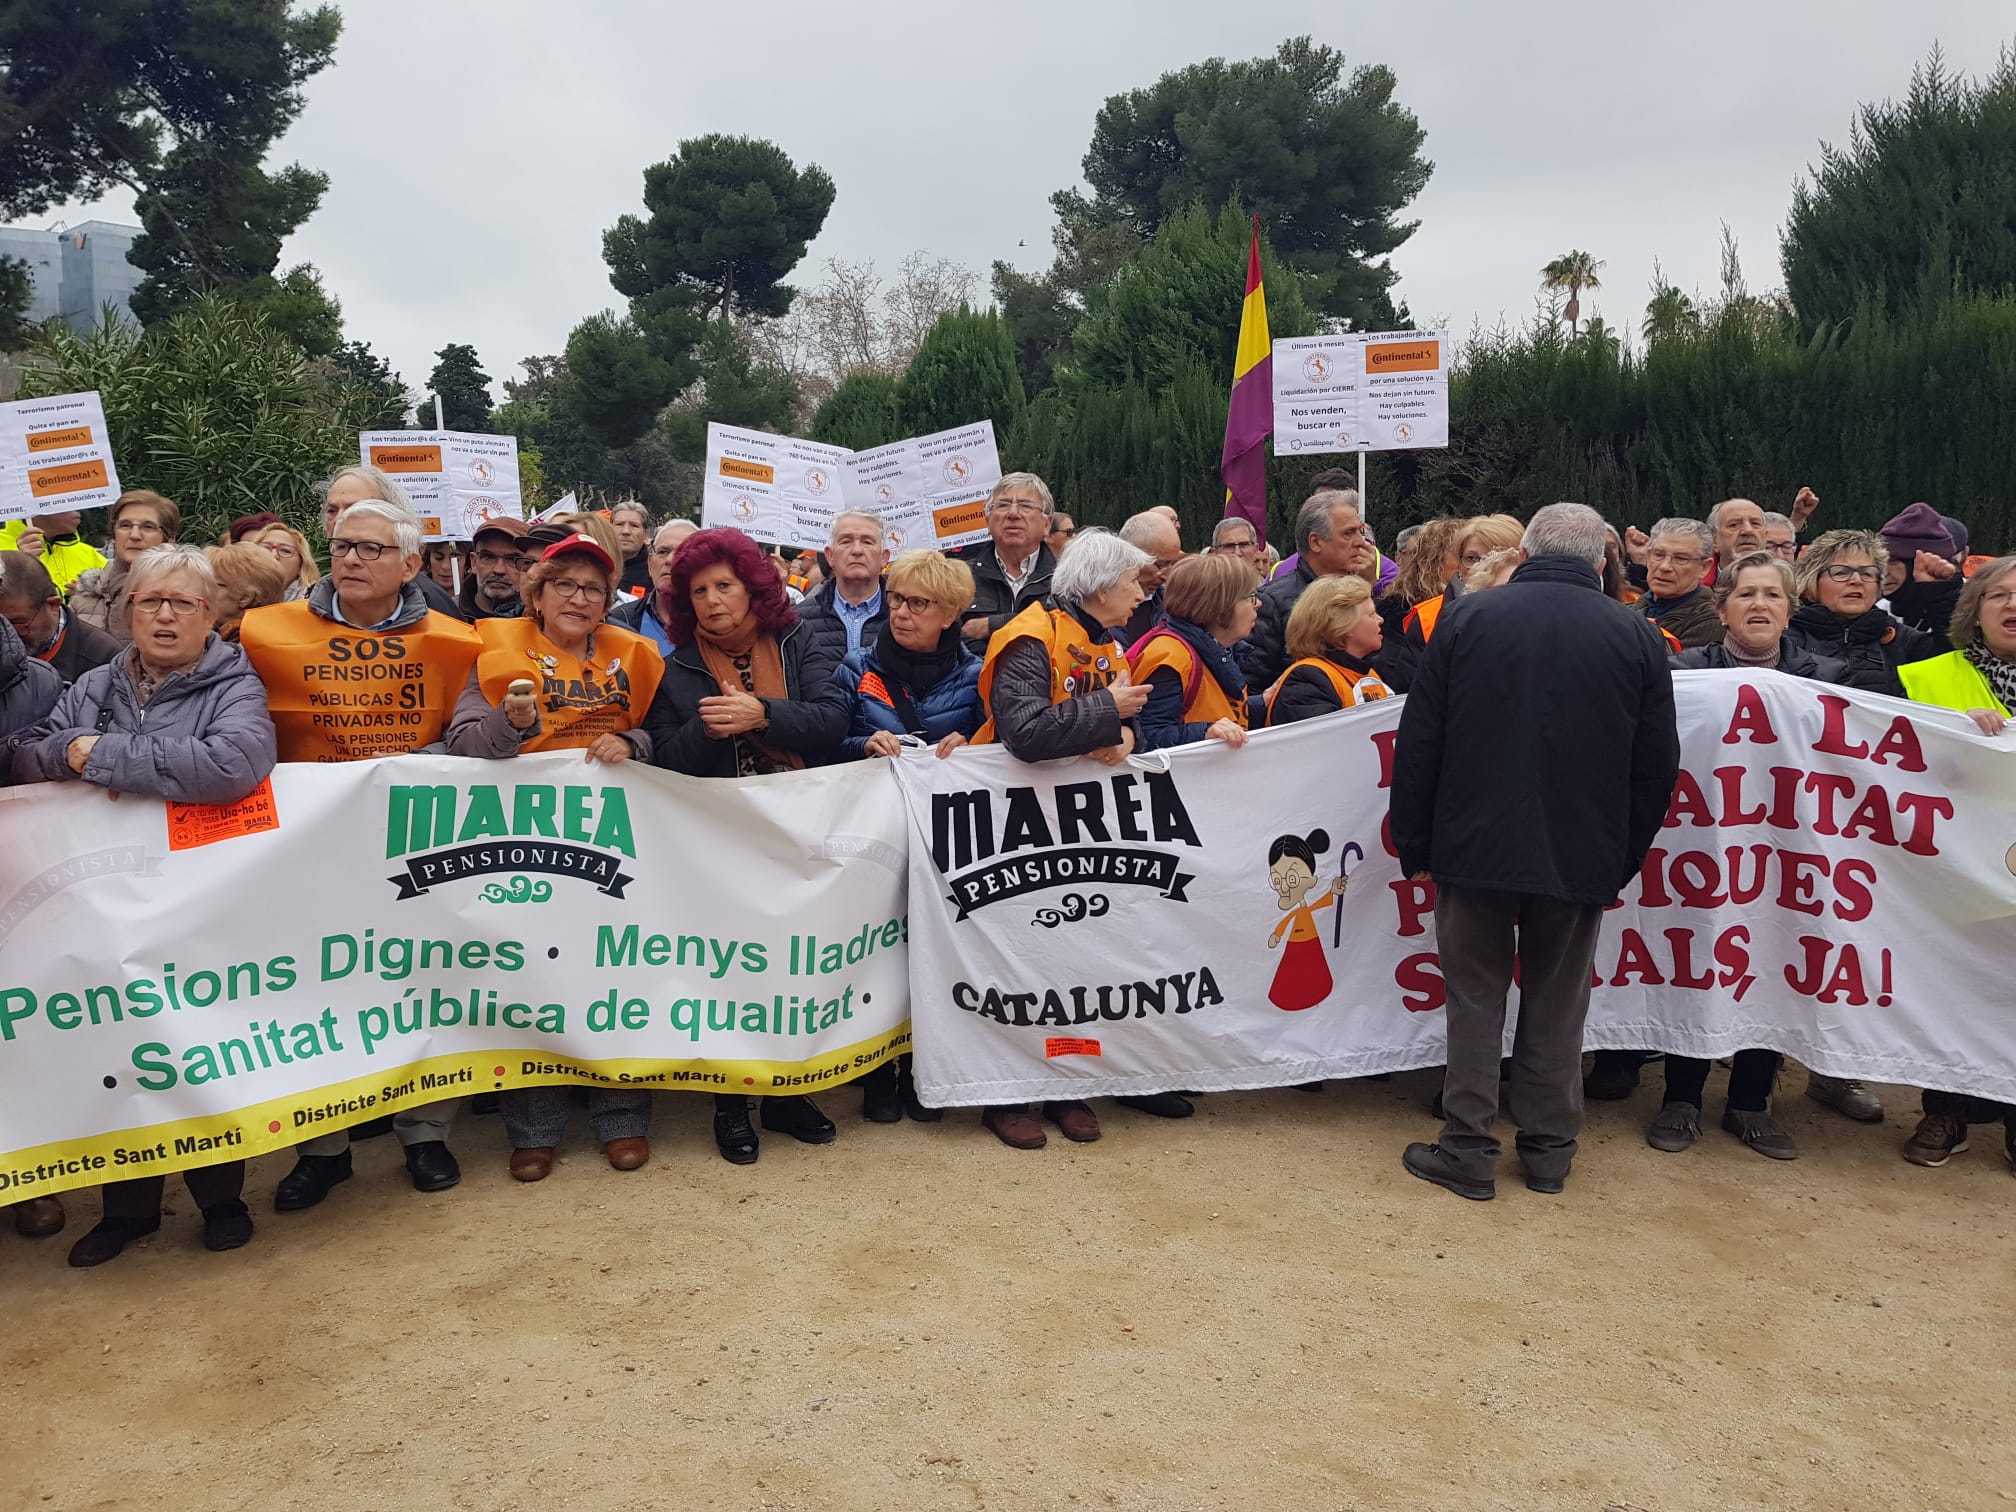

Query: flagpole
left=1357, top=450, right=1366, bottom=513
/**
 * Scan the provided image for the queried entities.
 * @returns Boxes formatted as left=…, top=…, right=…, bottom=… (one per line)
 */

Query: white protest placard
left=1270, top=329, right=1448, bottom=455
left=0, top=391, right=123, bottom=523
left=359, top=430, right=523, bottom=541
left=703, top=421, right=1001, bottom=553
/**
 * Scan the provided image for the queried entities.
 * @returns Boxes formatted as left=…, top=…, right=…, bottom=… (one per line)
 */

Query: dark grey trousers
left=1434, top=883, right=1605, bottom=1184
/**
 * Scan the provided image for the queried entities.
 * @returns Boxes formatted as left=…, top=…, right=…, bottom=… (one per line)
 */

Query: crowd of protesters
left=1, top=463, right=2010, bottom=1261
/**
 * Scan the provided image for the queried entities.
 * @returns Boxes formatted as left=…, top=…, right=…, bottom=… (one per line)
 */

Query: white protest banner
left=0, top=390, right=122, bottom=522
left=892, top=673, right=2016, bottom=1107
left=704, top=421, right=1001, bottom=553
left=1270, top=330, right=1449, bottom=455
left=359, top=430, right=523, bottom=540
left=0, top=754, right=910, bottom=1201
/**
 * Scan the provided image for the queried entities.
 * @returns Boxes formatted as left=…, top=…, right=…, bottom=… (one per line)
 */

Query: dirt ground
left=3, top=1067, right=2011, bottom=1512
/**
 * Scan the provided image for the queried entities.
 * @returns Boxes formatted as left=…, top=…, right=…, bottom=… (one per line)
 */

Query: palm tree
left=1540, top=250, right=1605, bottom=336
left=1642, top=283, right=1700, bottom=344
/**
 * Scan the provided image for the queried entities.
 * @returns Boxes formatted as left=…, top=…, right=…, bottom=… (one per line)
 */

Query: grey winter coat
left=12, top=636, right=277, bottom=804
left=0, top=618, right=62, bottom=784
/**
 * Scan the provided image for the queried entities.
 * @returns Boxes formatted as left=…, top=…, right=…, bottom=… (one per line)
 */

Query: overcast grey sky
left=35, top=0, right=2016, bottom=403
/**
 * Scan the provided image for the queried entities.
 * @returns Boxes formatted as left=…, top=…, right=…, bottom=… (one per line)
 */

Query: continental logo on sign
left=1364, top=340, right=1440, bottom=374
left=28, top=459, right=109, bottom=498
left=369, top=445, right=443, bottom=472
left=26, top=425, right=93, bottom=452
left=384, top=782, right=636, bottom=900
left=933, top=498, right=986, bottom=538
left=720, top=456, right=775, bottom=484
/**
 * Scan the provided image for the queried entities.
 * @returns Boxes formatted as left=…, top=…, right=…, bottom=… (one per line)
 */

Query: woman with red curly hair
left=643, top=527, right=852, bottom=1163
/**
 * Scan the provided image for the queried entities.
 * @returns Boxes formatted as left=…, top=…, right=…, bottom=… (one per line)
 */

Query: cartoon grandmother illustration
left=1265, top=827, right=1351, bottom=1011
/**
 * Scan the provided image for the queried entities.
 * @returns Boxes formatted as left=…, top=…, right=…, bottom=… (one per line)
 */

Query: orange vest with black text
left=972, top=603, right=1124, bottom=745
left=474, top=617, right=665, bottom=751
left=240, top=600, right=483, bottom=762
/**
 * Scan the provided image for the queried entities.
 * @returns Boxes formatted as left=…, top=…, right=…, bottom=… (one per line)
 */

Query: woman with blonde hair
left=1265, top=575, right=1394, bottom=724
left=204, top=543, right=293, bottom=641
left=247, top=521, right=320, bottom=600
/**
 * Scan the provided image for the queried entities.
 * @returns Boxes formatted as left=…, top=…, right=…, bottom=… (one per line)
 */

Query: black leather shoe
left=859, top=1061, right=902, bottom=1123
left=714, top=1103, right=759, bottom=1164
left=1523, top=1171, right=1567, bottom=1195
left=201, top=1200, right=255, bottom=1251
left=274, top=1149, right=352, bottom=1212
left=896, top=1056, right=942, bottom=1121
left=1116, top=1092, right=1195, bottom=1119
left=761, top=1095, right=837, bottom=1144
left=67, top=1216, right=159, bottom=1267
left=403, top=1141, right=461, bottom=1193
left=1402, top=1141, right=1496, bottom=1201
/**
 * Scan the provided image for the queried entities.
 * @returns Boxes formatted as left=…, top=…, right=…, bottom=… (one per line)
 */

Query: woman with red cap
left=446, top=533, right=667, bottom=1181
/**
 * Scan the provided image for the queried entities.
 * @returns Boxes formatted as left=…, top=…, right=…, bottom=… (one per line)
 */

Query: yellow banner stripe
left=0, top=1025, right=912, bottom=1201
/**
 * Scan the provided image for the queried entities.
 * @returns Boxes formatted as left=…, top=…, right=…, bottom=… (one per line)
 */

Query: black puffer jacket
left=1235, top=557, right=1318, bottom=687
left=984, top=603, right=1127, bottom=762
left=956, top=540, right=1056, bottom=638
left=1671, top=640, right=1849, bottom=682
left=643, top=621, right=848, bottom=777
left=794, top=577, right=889, bottom=667
left=1782, top=602, right=1942, bottom=695
left=1885, top=575, right=1964, bottom=640
left=1266, top=649, right=1387, bottom=725
left=1391, top=555, right=1680, bottom=905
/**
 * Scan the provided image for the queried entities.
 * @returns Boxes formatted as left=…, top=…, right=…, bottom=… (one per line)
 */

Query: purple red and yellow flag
left=1220, top=216, right=1272, bottom=541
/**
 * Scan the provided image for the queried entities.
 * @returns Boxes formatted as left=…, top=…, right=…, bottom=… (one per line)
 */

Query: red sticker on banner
left=1045, top=1037, right=1101, bottom=1058
left=166, top=777, right=279, bottom=851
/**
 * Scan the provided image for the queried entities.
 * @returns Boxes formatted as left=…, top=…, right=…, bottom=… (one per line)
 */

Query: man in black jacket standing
left=958, top=473, right=1059, bottom=642
left=1390, top=503, right=1680, bottom=1201
left=1236, top=489, right=1376, bottom=687
left=796, top=509, right=890, bottom=663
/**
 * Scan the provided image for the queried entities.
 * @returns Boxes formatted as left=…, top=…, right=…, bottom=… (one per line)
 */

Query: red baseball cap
left=541, top=532, right=615, bottom=573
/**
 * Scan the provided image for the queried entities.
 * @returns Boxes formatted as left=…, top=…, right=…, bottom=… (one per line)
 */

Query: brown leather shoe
left=13, top=1197, right=64, bottom=1238
left=604, top=1137, right=649, bottom=1171
left=509, top=1147, right=555, bottom=1182
left=982, top=1105, right=1047, bottom=1149
left=1043, top=1100, right=1102, bottom=1143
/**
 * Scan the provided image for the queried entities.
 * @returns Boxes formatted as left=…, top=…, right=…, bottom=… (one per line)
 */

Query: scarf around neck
left=873, top=619, right=961, bottom=698
left=1163, top=614, right=1250, bottom=703
left=1965, top=639, right=2016, bottom=712
left=696, top=616, right=801, bottom=771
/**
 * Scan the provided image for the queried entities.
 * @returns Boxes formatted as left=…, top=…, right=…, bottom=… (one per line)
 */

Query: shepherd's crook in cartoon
left=1265, top=828, right=1351, bottom=1010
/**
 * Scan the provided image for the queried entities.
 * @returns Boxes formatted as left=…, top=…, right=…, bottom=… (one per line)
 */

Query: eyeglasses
left=886, top=590, right=939, bottom=614
left=473, top=549, right=530, bottom=570
left=1460, top=551, right=1487, bottom=567
left=1243, top=589, right=1263, bottom=604
left=1983, top=589, right=2016, bottom=609
left=1820, top=564, right=1877, bottom=582
left=132, top=594, right=209, bottom=619
left=113, top=519, right=165, bottom=536
left=543, top=579, right=605, bottom=602
left=1646, top=550, right=1704, bottom=566
left=261, top=542, right=299, bottom=560
left=328, top=538, right=397, bottom=562
left=1051, top=525, right=1078, bottom=539
left=989, top=501, right=1047, bottom=517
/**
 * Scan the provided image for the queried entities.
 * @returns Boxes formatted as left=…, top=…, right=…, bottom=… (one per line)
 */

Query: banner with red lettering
left=892, top=672, right=2016, bottom=1106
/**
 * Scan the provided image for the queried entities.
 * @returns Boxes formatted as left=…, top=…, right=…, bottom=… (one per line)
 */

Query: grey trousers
left=502, top=1087, right=650, bottom=1149
left=1434, top=883, right=1605, bottom=1184
left=297, top=1097, right=463, bottom=1158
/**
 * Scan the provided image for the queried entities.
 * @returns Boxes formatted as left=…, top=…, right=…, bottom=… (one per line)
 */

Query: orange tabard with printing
left=474, top=617, right=664, bottom=751
left=972, top=603, right=1125, bottom=745
left=1128, top=631, right=1246, bottom=728
left=240, top=600, right=483, bottom=763
left=1264, top=656, right=1393, bottom=723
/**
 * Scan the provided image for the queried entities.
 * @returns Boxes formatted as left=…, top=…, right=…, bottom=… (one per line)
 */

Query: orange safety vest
left=240, top=600, right=483, bottom=763
left=473, top=617, right=664, bottom=751
left=1264, top=656, right=1393, bottom=723
left=1127, top=630, right=1247, bottom=728
left=972, top=603, right=1125, bottom=745
left=1403, top=594, right=1445, bottom=643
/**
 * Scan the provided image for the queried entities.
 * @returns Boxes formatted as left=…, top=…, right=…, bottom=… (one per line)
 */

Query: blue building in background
left=0, top=221, right=144, bottom=333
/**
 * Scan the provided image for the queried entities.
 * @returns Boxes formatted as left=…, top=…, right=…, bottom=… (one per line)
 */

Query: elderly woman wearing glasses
left=13, top=544, right=278, bottom=1267
left=446, top=534, right=666, bottom=1179
left=65, top=490, right=182, bottom=641
left=1784, top=529, right=1946, bottom=695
